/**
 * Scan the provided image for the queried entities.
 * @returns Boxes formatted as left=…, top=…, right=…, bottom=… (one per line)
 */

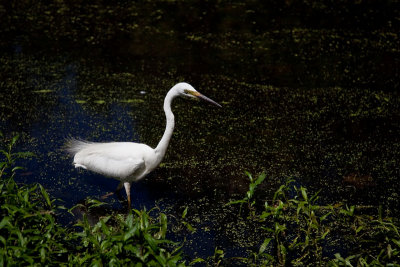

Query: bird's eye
left=183, top=89, right=201, bottom=98
left=184, top=89, right=193, bottom=97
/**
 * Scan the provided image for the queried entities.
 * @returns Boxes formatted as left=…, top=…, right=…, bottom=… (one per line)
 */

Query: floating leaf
left=120, top=99, right=145, bottom=104
left=32, top=89, right=53, bottom=93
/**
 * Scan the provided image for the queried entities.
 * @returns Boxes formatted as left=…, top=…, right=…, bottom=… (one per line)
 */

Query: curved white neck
left=154, top=89, right=176, bottom=158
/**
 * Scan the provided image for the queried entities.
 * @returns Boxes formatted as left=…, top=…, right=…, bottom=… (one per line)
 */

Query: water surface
left=1, top=1, right=399, bottom=260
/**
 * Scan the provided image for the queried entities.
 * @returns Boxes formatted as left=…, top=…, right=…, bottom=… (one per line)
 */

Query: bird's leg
left=124, top=182, right=131, bottom=210
left=101, top=181, right=124, bottom=199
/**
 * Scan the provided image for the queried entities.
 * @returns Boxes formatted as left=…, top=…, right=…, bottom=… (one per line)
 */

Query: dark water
left=1, top=1, right=399, bottom=261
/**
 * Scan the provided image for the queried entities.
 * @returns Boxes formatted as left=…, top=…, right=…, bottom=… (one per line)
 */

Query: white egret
left=66, top=82, right=221, bottom=208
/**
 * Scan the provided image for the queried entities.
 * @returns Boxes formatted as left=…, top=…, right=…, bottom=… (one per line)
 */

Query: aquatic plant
left=0, top=133, right=67, bottom=265
left=330, top=206, right=400, bottom=266
left=226, top=171, right=266, bottom=217
left=68, top=207, right=184, bottom=266
left=229, top=172, right=400, bottom=266
left=0, top=133, right=35, bottom=178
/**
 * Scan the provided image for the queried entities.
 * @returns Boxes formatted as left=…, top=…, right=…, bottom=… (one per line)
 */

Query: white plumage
left=66, top=82, right=221, bottom=208
left=69, top=140, right=149, bottom=179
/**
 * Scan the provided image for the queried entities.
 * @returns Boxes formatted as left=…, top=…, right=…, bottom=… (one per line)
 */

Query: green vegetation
left=68, top=207, right=184, bottom=266
left=1, top=134, right=399, bottom=266
left=227, top=173, right=400, bottom=266
left=226, top=171, right=266, bottom=217
left=0, top=133, right=66, bottom=265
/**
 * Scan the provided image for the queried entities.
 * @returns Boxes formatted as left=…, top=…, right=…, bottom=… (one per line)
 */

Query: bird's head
left=174, top=82, right=221, bottom=107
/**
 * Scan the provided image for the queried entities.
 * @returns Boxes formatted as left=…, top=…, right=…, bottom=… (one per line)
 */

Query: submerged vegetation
left=1, top=135, right=399, bottom=265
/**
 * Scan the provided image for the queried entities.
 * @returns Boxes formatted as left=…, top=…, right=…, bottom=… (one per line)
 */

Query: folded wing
left=70, top=141, right=147, bottom=180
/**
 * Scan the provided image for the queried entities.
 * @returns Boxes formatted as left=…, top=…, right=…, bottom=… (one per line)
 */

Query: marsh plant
left=228, top=173, right=400, bottom=266
left=226, top=171, right=266, bottom=218
left=258, top=182, right=332, bottom=265
left=0, top=133, right=35, bottom=178
left=0, top=133, right=66, bottom=265
left=68, top=207, right=184, bottom=266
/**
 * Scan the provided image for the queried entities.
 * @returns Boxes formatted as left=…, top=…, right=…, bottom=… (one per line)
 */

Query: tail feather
left=64, top=138, right=93, bottom=155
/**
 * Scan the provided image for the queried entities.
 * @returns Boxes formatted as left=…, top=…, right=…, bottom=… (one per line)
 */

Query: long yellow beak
left=196, top=93, right=222, bottom=107
left=187, top=90, right=221, bottom=107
